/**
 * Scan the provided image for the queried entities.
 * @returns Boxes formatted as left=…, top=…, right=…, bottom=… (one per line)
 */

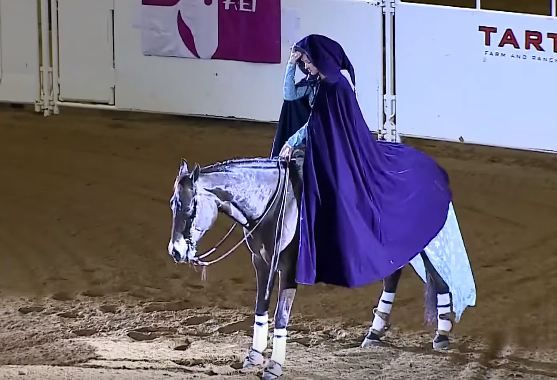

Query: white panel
left=57, top=0, right=115, bottom=104
left=0, top=0, right=40, bottom=104
left=114, top=0, right=383, bottom=127
left=395, top=3, right=557, bottom=153
left=0, top=6, right=2, bottom=84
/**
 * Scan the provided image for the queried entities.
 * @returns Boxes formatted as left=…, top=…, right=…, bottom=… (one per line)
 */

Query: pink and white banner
left=140, top=0, right=281, bottom=63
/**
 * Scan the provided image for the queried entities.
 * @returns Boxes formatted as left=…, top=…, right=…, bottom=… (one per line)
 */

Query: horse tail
left=424, top=273, right=437, bottom=326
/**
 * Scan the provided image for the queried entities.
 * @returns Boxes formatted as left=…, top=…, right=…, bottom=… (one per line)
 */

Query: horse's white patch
left=169, top=236, right=191, bottom=262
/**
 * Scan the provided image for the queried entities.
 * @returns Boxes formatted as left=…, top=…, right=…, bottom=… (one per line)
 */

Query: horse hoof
left=243, top=347, right=265, bottom=369
left=262, top=360, right=283, bottom=379
left=361, top=332, right=383, bottom=348
left=433, top=333, right=450, bottom=350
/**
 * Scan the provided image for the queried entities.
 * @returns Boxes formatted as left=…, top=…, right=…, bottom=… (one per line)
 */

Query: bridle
left=175, top=158, right=292, bottom=290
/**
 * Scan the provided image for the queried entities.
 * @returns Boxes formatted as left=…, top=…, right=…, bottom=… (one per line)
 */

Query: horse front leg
left=243, top=252, right=274, bottom=369
left=362, top=267, right=403, bottom=347
left=263, top=253, right=297, bottom=380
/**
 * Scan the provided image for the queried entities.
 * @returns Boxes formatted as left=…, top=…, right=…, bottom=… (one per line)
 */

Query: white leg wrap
left=371, top=312, right=388, bottom=332
left=377, top=291, right=395, bottom=314
left=437, top=293, right=452, bottom=332
left=371, top=291, right=395, bottom=332
left=252, top=313, right=269, bottom=352
left=438, top=317, right=452, bottom=332
left=270, top=328, right=287, bottom=365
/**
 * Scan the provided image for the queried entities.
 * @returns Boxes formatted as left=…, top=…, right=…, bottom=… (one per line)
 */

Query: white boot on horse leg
left=362, top=291, right=395, bottom=347
left=243, top=313, right=268, bottom=368
left=433, top=293, right=453, bottom=350
left=262, top=328, right=286, bottom=379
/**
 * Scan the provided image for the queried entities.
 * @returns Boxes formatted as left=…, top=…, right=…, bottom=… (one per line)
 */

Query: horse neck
left=197, top=161, right=281, bottom=221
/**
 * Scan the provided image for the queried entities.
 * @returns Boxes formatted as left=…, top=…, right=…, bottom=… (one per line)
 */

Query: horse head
left=168, top=159, right=219, bottom=263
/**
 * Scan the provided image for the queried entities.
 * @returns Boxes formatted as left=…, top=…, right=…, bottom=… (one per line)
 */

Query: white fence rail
left=47, top=0, right=384, bottom=133
left=0, top=0, right=41, bottom=108
left=0, top=0, right=555, bottom=153
left=395, top=1, right=557, bottom=152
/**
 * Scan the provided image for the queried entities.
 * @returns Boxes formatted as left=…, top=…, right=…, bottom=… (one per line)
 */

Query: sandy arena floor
left=0, top=105, right=556, bottom=379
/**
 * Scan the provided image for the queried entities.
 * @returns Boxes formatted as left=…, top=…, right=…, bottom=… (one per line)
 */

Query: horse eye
left=170, top=197, right=183, bottom=212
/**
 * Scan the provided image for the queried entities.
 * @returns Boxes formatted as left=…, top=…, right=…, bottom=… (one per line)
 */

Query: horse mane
left=174, top=157, right=283, bottom=186
left=200, top=157, right=282, bottom=173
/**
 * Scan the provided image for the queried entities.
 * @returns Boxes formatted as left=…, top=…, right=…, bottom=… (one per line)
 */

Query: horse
left=167, top=157, right=476, bottom=379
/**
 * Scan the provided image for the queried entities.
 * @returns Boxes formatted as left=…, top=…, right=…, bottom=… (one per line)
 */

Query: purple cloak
left=294, top=35, right=452, bottom=288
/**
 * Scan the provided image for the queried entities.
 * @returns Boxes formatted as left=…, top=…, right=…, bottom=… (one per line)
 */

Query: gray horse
left=167, top=157, right=462, bottom=379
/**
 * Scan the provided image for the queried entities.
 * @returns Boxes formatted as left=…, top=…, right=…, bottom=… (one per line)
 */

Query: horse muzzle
left=171, top=247, right=183, bottom=263
left=168, top=238, right=196, bottom=264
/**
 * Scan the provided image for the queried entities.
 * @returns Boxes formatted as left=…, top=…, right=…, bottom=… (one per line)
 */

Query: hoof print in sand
left=217, top=319, right=252, bottom=334
left=51, top=292, right=74, bottom=301
left=184, top=282, right=204, bottom=290
left=81, top=288, right=105, bottom=297
left=72, top=328, right=98, bottom=337
left=128, top=326, right=177, bottom=341
left=135, top=326, right=177, bottom=334
left=230, top=361, right=244, bottom=370
left=143, top=301, right=191, bottom=312
left=57, top=310, right=80, bottom=319
left=18, top=306, right=45, bottom=314
left=184, top=315, right=212, bottom=326
left=290, top=337, right=313, bottom=347
left=128, top=331, right=158, bottom=341
left=99, top=304, right=119, bottom=313
left=174, top=357, right=239, bottom=372
left=173, top=339, right=191, bottom=351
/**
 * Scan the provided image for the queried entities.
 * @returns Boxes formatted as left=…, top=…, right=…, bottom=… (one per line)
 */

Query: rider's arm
left=283, top=62, right=310, bottom=101
left=286, top=122, right=307, bottom=148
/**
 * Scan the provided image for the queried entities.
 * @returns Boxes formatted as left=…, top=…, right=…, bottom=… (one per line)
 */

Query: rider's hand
left=289, top=48, right=302, bottom=64
left=279, top=143, right=294, bottom=160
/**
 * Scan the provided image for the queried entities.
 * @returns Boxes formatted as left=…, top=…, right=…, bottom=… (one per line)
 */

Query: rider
left=278, top=34, right=453, bottom=289
left=270, top=46, right=319, bottom=158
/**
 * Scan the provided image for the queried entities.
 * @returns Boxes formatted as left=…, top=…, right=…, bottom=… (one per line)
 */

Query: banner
left=140, top=0, right=281, bottom=63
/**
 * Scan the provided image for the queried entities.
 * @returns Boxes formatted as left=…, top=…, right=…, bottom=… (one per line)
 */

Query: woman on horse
left=272, top=35, right=475, bottom=349
left=277, top=34, right=454, bottom=288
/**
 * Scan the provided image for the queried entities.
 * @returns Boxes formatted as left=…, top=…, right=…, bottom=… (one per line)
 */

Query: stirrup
left=370, top=308, right=391, bottom=337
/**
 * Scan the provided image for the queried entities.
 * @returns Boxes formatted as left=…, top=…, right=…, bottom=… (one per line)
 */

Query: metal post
left=50, top=0, right=60, bottom=114
left=383, top=0, right=397, bottom=142
left=476, top=0, right=481, bottom=10
left=552, top=0, right=556, bottom=17
left=40, top=0, right=51, bottom=116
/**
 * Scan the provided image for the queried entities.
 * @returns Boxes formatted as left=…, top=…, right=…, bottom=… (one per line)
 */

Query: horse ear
left=190, top=163, right=200, bottom=182
left=179, top=158, right=189, bottom=175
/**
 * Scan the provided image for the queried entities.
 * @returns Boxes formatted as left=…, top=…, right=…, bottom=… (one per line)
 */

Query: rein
left=188, top=159, right=291, bottom=281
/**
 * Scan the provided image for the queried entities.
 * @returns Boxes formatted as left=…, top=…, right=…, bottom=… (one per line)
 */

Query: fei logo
left=141, top=0, right=281, bottom=63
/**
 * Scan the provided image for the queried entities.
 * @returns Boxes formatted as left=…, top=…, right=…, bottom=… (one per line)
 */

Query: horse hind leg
left=362, top=268, right=402, bottom=347
left=432, top=289, right=454, bottom=350
left=422, top=253, right=453, bottom=350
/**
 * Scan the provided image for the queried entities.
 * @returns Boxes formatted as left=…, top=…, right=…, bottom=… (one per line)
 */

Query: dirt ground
left=0, top=105, right=556, bottom=379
